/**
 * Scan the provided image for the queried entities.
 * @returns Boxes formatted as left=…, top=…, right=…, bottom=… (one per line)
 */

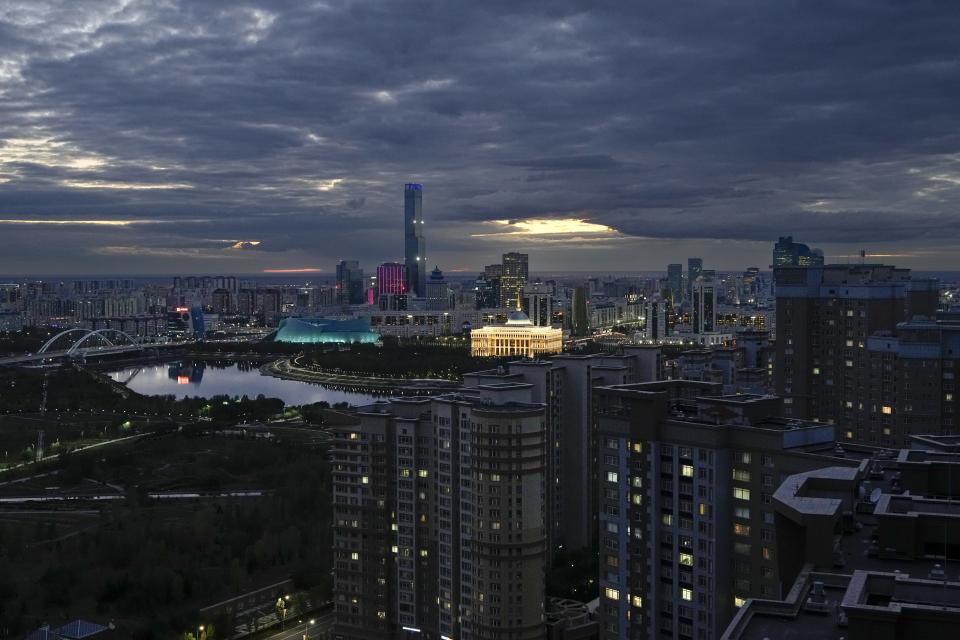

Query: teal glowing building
left=271, top=317, right=380, bottom=344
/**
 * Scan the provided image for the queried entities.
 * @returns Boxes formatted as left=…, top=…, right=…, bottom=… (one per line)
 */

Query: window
left=681, top=588, right=693, bottom=601
left=762, top=546, right=773, bottom=560
left=631, top=476, right=642, bottom=488
left=734, top=543, right=751, bottom=556
left=679, top=553, right=694, bottom=566
left=812, top=367, right=820, bottom=375
left=882, top=405, right=893, bottom=415
left=699, top=502, right=707, bottom=516
left=605, top=587, right=620, bottom=601
left=734, top=597, right=746, bottom=608
left=734, top=451, right=752, bottom=464
left=732, top=469, right=751, bottom=482
left=734, top=507, right=750, bottom=519
left=632, top=442, right=642, bottom=453
left=681, top=464, right=694, bottom=477
left=947, top=394, right=954, bottom=402
left=351, top=552, right=359, bottom=560
left=631, top=595, right=643, bottom=608
left=418, top=469, right=429, bottom=478
left=734, top=523, right=751, bottom=537
left=733, top=487, right=751, bottom=501
left=361, top=476, right=369, bottom=484
left=607, top=522, right=619, bottom=533
left=607, top=471, right=619, bottom=483
left=662, top=513, right=674, bottom=526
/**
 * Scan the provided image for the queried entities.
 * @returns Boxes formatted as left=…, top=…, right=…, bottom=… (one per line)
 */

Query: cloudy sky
left=1, top=0, right=959, bottom=275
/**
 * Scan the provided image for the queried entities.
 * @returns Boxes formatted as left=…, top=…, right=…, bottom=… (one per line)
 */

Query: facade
left=571, top=287, right=589, bottom=336
left=500, top=252, right=530, bottom=309
left=687, top=258, right=703, bottom=302
left=272, top=317, right=380, bottom=344
left=692, top=278, right=716, bottom=335
left=336, top=260, right=365, bottom=305
left=464, top=347, right=662, bottom=554
left=774, top=264, right=941, bottom=445
left=425, top=265, right=449, bottom=311
left=594, top=381, right=855, bottom=640
left=378, top=262, right=407, bottom=295
left=331, top=387, right=549, bottom=640
left=642, top=297, right=668, bottom=341
left=470, top=308, right=563, bottom=358
left=525, top=282, right=554, bottom=327
left=404, top=183, right=426, bottom=297
left=772, top=236, right=824, bottom=267
left=667, top=264, right=683, bottom=304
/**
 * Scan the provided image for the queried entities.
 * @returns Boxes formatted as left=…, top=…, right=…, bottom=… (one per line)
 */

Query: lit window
left=762, top=546, right=772, bottom=560
left=361, top=476, right=369, bottom=484
left=418, top=469, right=429, bottom=478
left=631, top=595, right=643, bottom=608
left=681, top=464, right=694, bottom=477
left=349, top=432, right=358, bottom=440
left=699, top=502, right=707, bottom=516
left=734, top=523, right=751, bottom=536
left=734, top=596, right=746, bottom=608
left=845, top=431, right=854, bottom=439
left=947, top=394, right=954, bottom=402
left=662, top=514, right=673, bottom=526
left=491, top=521, right=501, bottom=530
left=400, top=469, right=411, bottom=478
left=607, top=471, right=619, bottom=483
left=420, top=549, right=428, bottom=557
left=607, top=522, right=619, bottom=533
left=679, top=553, right=694, bottom=566
left=351, top=552, right=359, bottom=560
left=733, top=488, right=751, bottom=501
left=735, top=507, right=750, bottom=519
left=732, top=469, right=751, bottom=482
left=632, top=494, right=642, bottom=505
left=681, top=588, right=693, bottom=601
left=882, top=405, right=893, bottom=415
left=812, top=367, right=820, bottom=375
left=631, top=476, right=642, bottom=488
left=845, top=360, right=853, bottom=367
left=490, top=473, right=500, bottom=482
left=632, top=442, right=643, bottom=453
left=605, top=587, right=620, bottom=601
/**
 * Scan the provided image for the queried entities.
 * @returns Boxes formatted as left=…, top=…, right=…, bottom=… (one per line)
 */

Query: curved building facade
left=470, top=310, right=563, bottom=358
left=272, top=317, right=380, bottom=344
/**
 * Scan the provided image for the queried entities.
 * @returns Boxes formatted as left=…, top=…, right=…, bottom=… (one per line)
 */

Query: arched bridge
left=38, top=328, right=141, bottom=355
left=0, top=328, right=180, bottom=366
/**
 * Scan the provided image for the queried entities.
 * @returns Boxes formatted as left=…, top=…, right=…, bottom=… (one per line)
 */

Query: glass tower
left=404, top=183, right=426, bottom=297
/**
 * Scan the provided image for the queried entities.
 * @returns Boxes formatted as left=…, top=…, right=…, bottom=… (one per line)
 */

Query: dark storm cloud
left=1, top=0, right=960, bottom=273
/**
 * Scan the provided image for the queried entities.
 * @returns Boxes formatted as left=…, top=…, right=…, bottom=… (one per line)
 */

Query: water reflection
left=110, top=360, right=377, bottom=407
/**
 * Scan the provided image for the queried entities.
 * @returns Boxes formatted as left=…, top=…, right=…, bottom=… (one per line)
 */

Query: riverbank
left=261, top=357, right=462, bottom=396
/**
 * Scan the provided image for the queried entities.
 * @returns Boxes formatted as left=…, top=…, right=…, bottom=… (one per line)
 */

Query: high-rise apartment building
left=500, top=252, right=529, bottom=308
left=464, top=347, right=662, bottom=555
left=667, top=264, right=683, bottom=304
left=772, top=236, right=824, bottom=267
left=774, top=264, right=941, bottom=444
left=687, top=259, right=703, bottom=302
left=692, top=278, right=716, bottom=335
left=336, top=260, right=365, bottom=305
left=331, top=386, right=549, bottom=640
left=642, top=297, right=669, bottom=341
left=571, top=287, right=589, bottom=336
left=404, top=183, right=426, bottom=297
left=593, top=381, right=855, bottom=640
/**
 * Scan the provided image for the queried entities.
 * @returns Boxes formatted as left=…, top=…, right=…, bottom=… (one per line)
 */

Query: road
left=260, top=613, right=334, bottom=640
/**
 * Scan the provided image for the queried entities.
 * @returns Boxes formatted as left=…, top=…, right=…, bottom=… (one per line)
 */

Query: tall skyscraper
left=499, top=252, right=529, bottom=308
left=404, top=183, right=426, bottom=297
left=571, top=286, right=589, bottom=336
left=692, top=277, right=716, bottom=334
left=772, top=236, right=824, bottom=267
left=687, top=258, right=703, bottom=301
left=667, top=263, right=683, bottom=304
left=336, top=259, right=364, bottom=305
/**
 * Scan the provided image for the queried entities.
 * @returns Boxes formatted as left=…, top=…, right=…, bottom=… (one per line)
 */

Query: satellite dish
left=869, top=488, right=882, bottom=504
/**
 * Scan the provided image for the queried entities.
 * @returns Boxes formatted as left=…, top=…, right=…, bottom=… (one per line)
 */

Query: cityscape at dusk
left=2, top=2, right=960, bottom=640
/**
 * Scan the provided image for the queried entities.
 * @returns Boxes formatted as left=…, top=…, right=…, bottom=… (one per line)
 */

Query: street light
left=197, top=624, right=204, bottom=640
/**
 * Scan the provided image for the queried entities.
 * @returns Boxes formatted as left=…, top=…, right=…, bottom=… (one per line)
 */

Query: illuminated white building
left=470, top=298, right=563, bottom=357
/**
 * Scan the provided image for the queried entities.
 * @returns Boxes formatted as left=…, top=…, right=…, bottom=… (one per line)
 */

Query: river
left=107, top=360, right=379, bottom=406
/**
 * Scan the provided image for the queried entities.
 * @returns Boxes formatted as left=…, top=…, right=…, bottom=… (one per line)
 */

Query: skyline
left=3, top=1, right=960, bottom=274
